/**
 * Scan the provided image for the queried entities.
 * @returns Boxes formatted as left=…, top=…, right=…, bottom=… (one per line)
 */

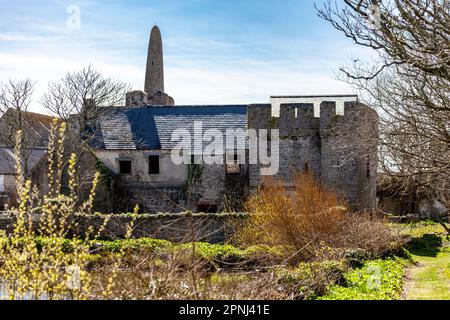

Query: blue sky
left=0, top=0, right=372, bottom=113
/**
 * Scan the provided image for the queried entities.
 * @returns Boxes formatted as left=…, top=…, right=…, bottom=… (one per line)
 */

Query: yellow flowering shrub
left=0, top=119, right=127, bottom=300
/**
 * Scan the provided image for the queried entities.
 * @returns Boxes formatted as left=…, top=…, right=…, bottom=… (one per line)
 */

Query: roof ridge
left=5, top=109, right=56, bottom=119
left=106, top=104, right=249, bottom=109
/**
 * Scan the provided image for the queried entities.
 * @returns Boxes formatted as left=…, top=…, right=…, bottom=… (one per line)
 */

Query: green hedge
left=95, top=240, right=285, bottom=266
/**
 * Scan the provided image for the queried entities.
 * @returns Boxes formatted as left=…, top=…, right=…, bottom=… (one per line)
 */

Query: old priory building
left=0, top=26, right=378, bottom=213
left=87, top=25, right=378, bottom=213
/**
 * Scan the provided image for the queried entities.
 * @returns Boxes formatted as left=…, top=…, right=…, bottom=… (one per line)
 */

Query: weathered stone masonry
left=248, top=101, right=378, bottom=209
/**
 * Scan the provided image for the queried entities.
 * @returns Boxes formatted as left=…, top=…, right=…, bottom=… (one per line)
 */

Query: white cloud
left=0, top=28, right=370, bottom=113
left=166, top=67, right=353, bottom=105
left=0, top=48, right=355, bottom=113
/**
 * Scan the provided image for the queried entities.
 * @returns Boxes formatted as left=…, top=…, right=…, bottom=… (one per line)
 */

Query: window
left=0, top=194, right=8, bottom=211
left=148, top=155, right=160, bottom=174
left=119, top=160, right=132, bottom=174
left=226, top=150, right=241, bottom=164
left=0, top=175, right=4, bottom=193
left=226, top=150, right=240, bottom=174
left=366, top=156, right=371, bottom=179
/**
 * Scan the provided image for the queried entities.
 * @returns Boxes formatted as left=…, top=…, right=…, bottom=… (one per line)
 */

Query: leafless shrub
left=236, top=172, right=397, bottom=262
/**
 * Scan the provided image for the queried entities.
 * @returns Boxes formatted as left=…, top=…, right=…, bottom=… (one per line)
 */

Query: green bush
left=0, top=236, right=85, bottom=254
left=318, top=258, right=406, bottom=300
left=176, top=242, right=245, bottom=267
left=344, top=248, right=369, bottom=268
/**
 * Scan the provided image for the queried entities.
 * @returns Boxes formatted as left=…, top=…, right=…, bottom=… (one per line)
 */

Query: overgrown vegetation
left=1, top=222, right=445, bottom=300
left=317, top=1, right=450, bottom=227
left=1, top=155, right=416, bottom=299
left=0, top=125, right=438, bottom=300
left=236, top=173, right=400, bottom=262
left=0, top=122, right=131, bottom=299
left=319, top=258, right=406, bottom=300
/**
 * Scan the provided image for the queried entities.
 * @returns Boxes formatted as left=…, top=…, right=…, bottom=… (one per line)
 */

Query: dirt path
left=403, top=250, right=450, bottom=300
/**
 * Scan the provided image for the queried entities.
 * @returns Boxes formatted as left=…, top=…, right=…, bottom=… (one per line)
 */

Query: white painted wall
left=94, top=149, right=247, bottom=186
left=95, top=150, right=188, bottom=183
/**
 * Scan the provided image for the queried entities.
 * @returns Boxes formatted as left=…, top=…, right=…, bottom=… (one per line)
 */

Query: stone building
left=87, top=25, right=378, bottom=213
left=0, top=26, right=378, bottom=214
left=0, top=110, right=54, bottom=210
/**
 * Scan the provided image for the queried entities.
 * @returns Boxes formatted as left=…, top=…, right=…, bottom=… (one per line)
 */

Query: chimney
left=126, top=90, right=148, bottom=108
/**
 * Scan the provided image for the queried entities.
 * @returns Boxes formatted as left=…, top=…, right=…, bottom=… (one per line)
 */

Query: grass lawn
left=399, top=222, right=450, bottom=300
left=404, top=250, right=450, bottom=300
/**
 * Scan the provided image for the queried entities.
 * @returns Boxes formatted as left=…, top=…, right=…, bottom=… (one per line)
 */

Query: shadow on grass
left=406, top=234, right=443, bottom=257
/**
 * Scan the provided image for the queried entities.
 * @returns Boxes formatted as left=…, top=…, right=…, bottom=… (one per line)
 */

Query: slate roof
left=0, top=147, right=47, bottom=175
left=91, top=105, right=248, bottom=152
left=0, top=109, right=54, bottom=148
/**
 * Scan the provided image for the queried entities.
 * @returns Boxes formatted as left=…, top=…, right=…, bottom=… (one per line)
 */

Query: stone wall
left=191, top=161, right=249, bottom=212
left=0, top=155, right=49, bottom=210
left=96, top=149, right=250, bottom=213
left=111, top=182, right=187, bottom=213
left=91, top=101, right=377, bottom=213
left=247, top=101, right=378, bottom=210
left=0, top=212, right=246, bottom=243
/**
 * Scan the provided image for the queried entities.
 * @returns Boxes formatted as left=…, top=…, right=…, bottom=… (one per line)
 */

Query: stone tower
left=247, top=99, right=378, bottom=210
left=145, top=25, right=164, bottom=95
left=144, top=25, right=174, bottom=106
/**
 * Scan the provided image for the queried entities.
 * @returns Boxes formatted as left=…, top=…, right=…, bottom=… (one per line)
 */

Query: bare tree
left=0, top=79, right=48, bottom=176
left=0, top=79, right=35, bottom=145
left=316, top=0, right=449, bottom=81
left=41, top=65, right=130, bottom=200
left=354, top=65, right=448, bottom=229
left=316, top=0, right=450, bottom=230
left=42, top=65, right=130, bottom=153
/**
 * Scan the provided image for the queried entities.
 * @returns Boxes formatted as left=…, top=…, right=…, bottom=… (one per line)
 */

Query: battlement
left=249, top=99, right=375, bottom=140
left=270, top=95, right=358, bottom=118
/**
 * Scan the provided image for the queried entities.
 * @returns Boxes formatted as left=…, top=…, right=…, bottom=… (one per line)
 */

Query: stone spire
left=142, top=25, right=175, bottom=106
left=125, top=25, right=174, bottom=108
left=145, top=25, right=164, bottom=95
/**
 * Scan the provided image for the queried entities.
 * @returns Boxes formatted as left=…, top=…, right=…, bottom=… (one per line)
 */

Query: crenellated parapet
left=270, top=95, right=358, bottom=118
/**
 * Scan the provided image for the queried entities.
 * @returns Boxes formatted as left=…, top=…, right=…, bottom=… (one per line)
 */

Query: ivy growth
left=95, top=156, right=112, bottom=188
left=184, top=161, right=203, bottom=194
